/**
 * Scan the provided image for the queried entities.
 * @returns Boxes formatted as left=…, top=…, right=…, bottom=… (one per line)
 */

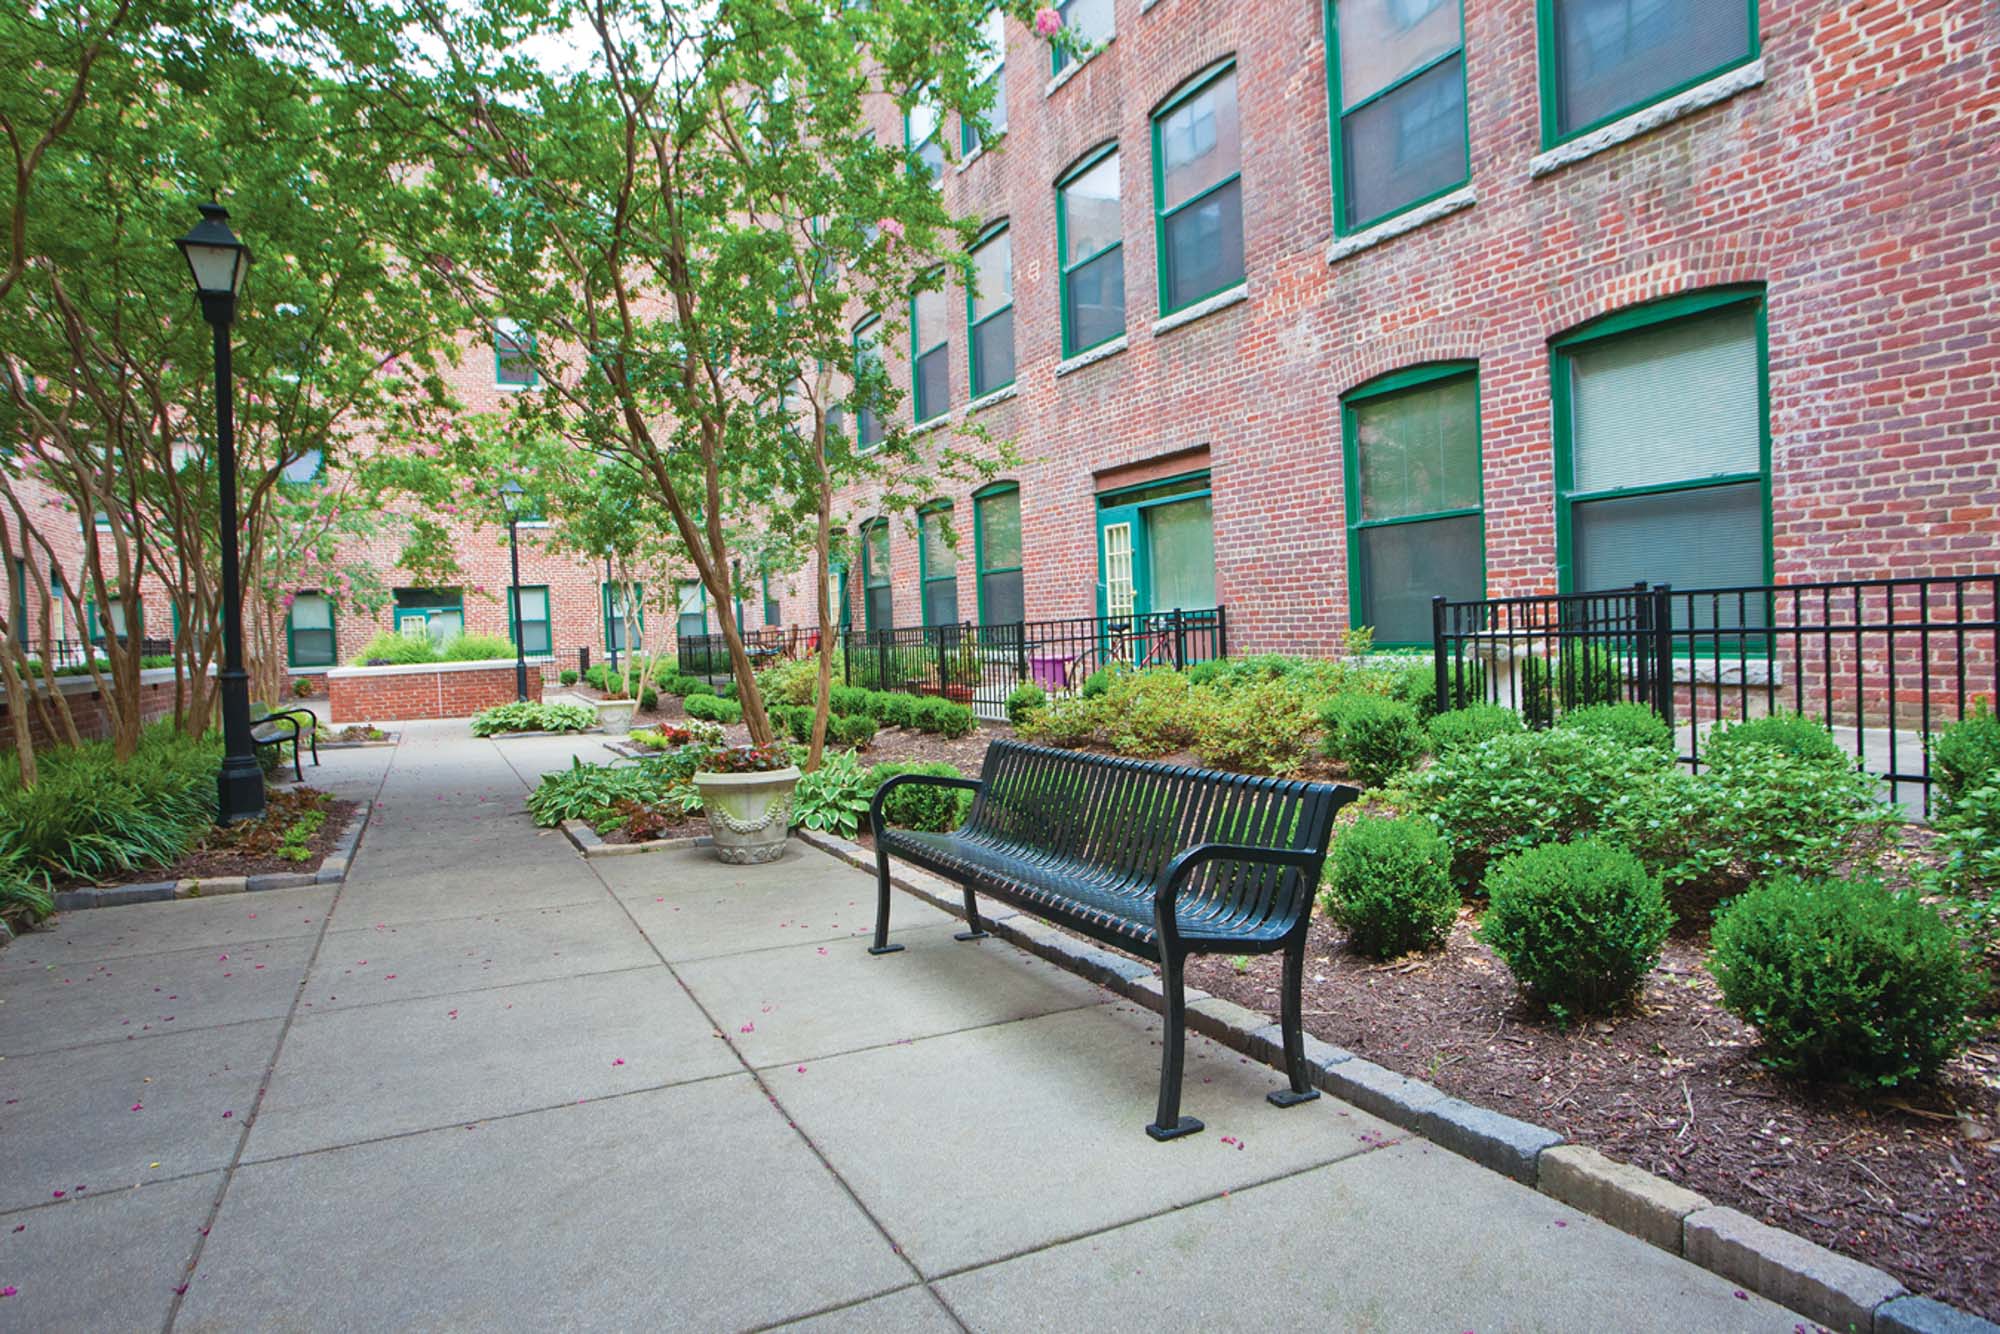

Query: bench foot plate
left=952, top=929, right=990, bottom=942
left=866, top=943, right=905, bottom=956
left=1266, top=1088, right=1321, bottom=1109
left=1145, top=1117, right=1205, bottom=1142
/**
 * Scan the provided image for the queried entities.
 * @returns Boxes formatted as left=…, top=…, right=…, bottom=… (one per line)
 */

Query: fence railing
left=1433, top=575, right=1999, bottom=814
left=678, top=609, right=1228, bottom=722
left=13, top=637, right=175, bottom=671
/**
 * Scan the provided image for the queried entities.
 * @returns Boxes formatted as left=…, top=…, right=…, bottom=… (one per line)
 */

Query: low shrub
left=1559, top=702, right=1674, bottom=755
left=660, top=672, right=700, bottom=697
left=1096, top=668, right=1195, bottom=756
left=1184, top=660, right=1225, bottom=687
left=756, top=657, right=819, bottom=708
left=1190, top=676, right=1322, bottom=775
left=1017, top=692, right=1101, bottom=748
left=683, top=693, right=742, bottom=725
left=352, top=630, right=443, bottom=666
left=1932, top=703, right=2000, bottom=815
left=638, top=688, right=659, bottom=713
left=1320, top=693, right=1426, bottom=786
left=684, top=681, right=718, bottom=700
left=469, top=701, right=597, bottom=736
left=1933, top=778, right=2000, bottom=943
left=525, top=757, right=693, bottom=828
left=1080, top=665, right=1119, bottom=699
left=441, top=633, right=521, bottom=662
left=1388, top=661, right=1445, bottom=720
left=559, top=669, right=579, bottom=686
left=1005, top=683, right=1048, bottom=727
left=292, top=677, right=316, bottom=698
left=1704, top=713, right=1846, bottom=767
left=793, top=750, right=874, bottom=838
left=869, top=762, right=971, bottom=831
left=1320, top=816, right=1459, bottom=959
left=1695, top=740, right=1886, bottom=889
left=1710, top=875, right=1984, bottom=1087
left=1427, top=703, right=1523, bottom=752
left=910, top=696, right=975, bottom=738
left=875, top=691, right=919, bottom=729
left=830, top=713, right=878, bottom=748
left=1479, top=840, right=1673, bottom=1017
left=715, top=681, right=739, bottom=701
left=829, top=685, right=873, bottom=717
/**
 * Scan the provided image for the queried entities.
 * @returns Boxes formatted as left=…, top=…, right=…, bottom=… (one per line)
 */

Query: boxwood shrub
left=1932, top=703, right=2000, bottom=815
left=683, top=693, right=742, bottom=725
left=1005, top=683, right=1048, bottom=727
left=1426, top=703, right=1523, bottom=753
left=1704, top=713, right=1846, bottom=767
left=1559, top=702, right=1674, bottom=755
left=1479, top=839, right=1673, bottom=1017
left=868, top=762, right=972, bottom=831
left=1320, top=815, right=1459, bottom=959
left=1319, top=693, right=1426, bottom=786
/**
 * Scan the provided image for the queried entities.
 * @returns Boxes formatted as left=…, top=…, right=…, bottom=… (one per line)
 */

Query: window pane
left=1162, top=177, right=1244, bottom=310
left=1146, top=496, right=1215, bottom=611
left=1570, top=305, right=1760, bottom=494
left=867, top=586, right=894, bottom=632
left=1552, top=0, right=1752, bottom=136
left=1064, top=246, right=1124, bottom=352
left=916, top=346, right=951, bottom=420
left=1337, top=0, right=1461, bottom=108
left=1354, top=372, right=1480, bottom=520
left=522, top=619, right=551, bottom=655
left=281, top=449, right=323, bottom=484
left=923, top=579, right=959, bottom=627
left=291, top=593, right=332, bottom=631
left=1572, top=480, right=1764, bottom=596
left=976, top=7, right=1007, bottom=81
left=1055, top=0, right=1113, bottom=65
left=978, top=488, right=1021, bottom=570
left=915, top=284, right=948, bottom=350
left=970, top=231, right=1013, bottom=322
left=980, top=569, right=1024, bottom=625
left=972, top=307, right=1015, bottom=394
left=294, top=629, right=335, bottom=666
left=1161, top=70, right=1240, bottom=209
left=1061, top=152, right=1120, bottom=261
left=922, top=510, right=957, bottom=574
left=1358, top=513, right=1482, bottom=643
left=865, top=526, right=890, bottom=583
left=1340, top=54, right=1466, bottom=228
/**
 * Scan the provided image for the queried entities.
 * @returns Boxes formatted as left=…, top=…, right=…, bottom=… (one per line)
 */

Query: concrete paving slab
left=0, top=1173, right=220, bottom=1330
left=244, top=966, right=735, bottom=1160
left=601, top=844, right=954, bottom=962
left=302, top=899, right=654, bottom=1011
left=773, top=1000, right=1397, bottom=1276
left=0, top=1020, right=278, bottom=1212
left=329, top=843, right=605, bottom=925
left=936, top=1139, right=1808, bottom=1331
left=178, top=1077, right=913, bottom=1332
left=680, top=924, right=1107, bottom=1068
left=0, top=934, right=316, bottom=1057
left=774, top=1285, right=959, bottom=1333
left=0, top=888, right=334, bottom=970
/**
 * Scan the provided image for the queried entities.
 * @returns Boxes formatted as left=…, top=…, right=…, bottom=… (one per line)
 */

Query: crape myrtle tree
left=0, top=3, right=460, bottom=775
left=313, top=0, right=1058, bottom=758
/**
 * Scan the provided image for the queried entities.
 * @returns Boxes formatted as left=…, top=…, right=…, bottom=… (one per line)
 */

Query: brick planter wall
left=326, top=660, right=541, bottom=723
left=0, top=668, right=185, bottom=748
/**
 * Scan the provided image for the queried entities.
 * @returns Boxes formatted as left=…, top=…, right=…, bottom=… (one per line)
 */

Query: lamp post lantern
left=176, top=201, right=263, bottom=825
left=501, top=481, right=528, bottom=702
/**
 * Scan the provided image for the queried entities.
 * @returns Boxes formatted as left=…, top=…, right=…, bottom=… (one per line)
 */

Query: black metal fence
left=678, top=609, right=1228, bottom=722
left=1433, top=576, right=1999, bottom=814
left=15, top=637, right=175, bottom=670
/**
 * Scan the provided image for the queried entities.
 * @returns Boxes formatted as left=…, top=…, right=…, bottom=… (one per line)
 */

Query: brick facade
left=326, top=661, right=543, bottom=724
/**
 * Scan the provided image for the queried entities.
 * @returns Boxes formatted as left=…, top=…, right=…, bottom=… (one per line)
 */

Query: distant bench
left=868, top=739, right=1357, bottom=1141
left=251, top=707, right=319, bottom=782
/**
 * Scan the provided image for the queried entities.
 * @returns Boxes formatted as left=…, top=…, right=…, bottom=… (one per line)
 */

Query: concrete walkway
left=0, top=722, right=1810, bottom=1331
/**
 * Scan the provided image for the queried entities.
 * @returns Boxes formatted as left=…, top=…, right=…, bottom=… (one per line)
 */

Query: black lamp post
left=176, top=201, right=263, bottom=825
left=501, top=481, right=528, bottom=702
left=604, top=545, right=618, bottom=675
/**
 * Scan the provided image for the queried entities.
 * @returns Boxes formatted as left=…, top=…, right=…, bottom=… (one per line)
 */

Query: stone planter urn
left=595, top=696, right=639, bottom=735
left=693, top=766, right=801, bottom=864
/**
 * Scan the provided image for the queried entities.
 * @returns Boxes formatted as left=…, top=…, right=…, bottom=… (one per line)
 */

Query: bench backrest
left=965, top=740, right=1352, bottom=931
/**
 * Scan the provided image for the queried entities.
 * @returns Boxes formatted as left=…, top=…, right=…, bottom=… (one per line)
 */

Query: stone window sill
left=1152, top=284, right=1248, bottom=337
left=1327, top=188, right=1475, bottom=265
left=966, top=383, right=1019, bottom=414
left=1529, top=58, right=1766, bottom=179
left=1055, top=335, right=1129, bottom=377
left=1044, top=35, right=1112, bottom=97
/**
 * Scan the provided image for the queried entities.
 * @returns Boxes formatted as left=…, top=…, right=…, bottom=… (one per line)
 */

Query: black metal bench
left=251, top=707, right=319, bottom=782
left=869, top=739, right=1358, bottom=1141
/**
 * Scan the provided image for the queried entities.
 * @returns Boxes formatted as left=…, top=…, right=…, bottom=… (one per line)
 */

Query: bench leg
left=291, top=739, right=303, bottom=783
left=953, top=886, right=989, bottom=942
left=866, top=841, right=903, bottom=956
left=1266, top=942, right=1321, bottom=1108
left=1145, top=950, right=1203, bottom=1141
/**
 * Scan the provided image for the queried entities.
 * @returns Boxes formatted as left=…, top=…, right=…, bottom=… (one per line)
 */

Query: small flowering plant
left=701, top=742, right=792, bottom=774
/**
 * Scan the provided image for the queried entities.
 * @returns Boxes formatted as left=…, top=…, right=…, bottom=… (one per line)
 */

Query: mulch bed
left=597, top=813, right=713, bottom=846
left=61, top=788, right=359, bottom=888
left=1186, top=909, right=2000, bottom=1321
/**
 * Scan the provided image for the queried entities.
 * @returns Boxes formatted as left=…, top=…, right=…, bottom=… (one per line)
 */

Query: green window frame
left=85, top=593, right=140, bottom=646
left=1551, top=285, right=1772, bottom=618
left=1536, top=0, right=1759, bottom=148
left=8, top=557, right=26, bottom=647
left=1056, top=144, right=1125, bottom=359
left=911, top=276, right=951, bottom=423
left=966, top=224, right=1015, bottom=399
left=862, top=520, right=893, bottom=633
left=506, top=584, right=552, bottom=658
left=1050, top=0, right=1113, bottom=76
left=918, top=504, right=959, bottom=628
left=1151, top=59, right=1245, bottom=316
left=852, top=316, right=885, bottom=449
left=904, top=90, right=943, bottom=185
left=1340, top=362, right=1485, bottom=647
left=392, top=588, right=464, bottom=646
left=286, top=590, right=338, bottom=668
left=493, top=318, right=537, bottom=388
left=1324, top=0, right=1470, bottom=236
left=963, top=7, right=1008, bottom=155
left=761, top=571, right=780, bottom=628
left=973, top=483, right=1023, bottom=626
left=602, top=581, right=643, bottom=654
left=676, top=579, right=709, bottom=643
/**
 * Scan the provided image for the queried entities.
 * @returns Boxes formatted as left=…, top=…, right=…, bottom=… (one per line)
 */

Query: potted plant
left=943, top=639, right=982, bottom=705
left=692, top=742, right=801, bottom=864
left=594, top=675, right=639, bottom=735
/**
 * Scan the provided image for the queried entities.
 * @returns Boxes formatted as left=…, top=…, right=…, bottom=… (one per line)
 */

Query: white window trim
left=1326, top=187, right=1477, bottom=265
left=1529, top=58, right=1766, bottom=179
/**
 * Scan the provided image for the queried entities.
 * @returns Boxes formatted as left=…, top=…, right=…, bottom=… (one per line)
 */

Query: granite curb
left=557, top=819, right=712, bottom=858
left=791, top=826, right=1997, bottom=1334
left=47, top=800, right=373, bottom=914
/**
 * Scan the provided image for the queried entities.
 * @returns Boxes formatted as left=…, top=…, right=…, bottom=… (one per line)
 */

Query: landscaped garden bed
left=109, top=786, right=360, bottom=886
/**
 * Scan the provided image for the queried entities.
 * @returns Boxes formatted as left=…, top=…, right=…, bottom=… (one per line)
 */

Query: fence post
left=1015, top=620, right=1028, bottom=684
left=1171, top=608, right=1186, bottom=669
left=579, top=646, right=590, bottom=677
left=1432, top=596, right=1450, bottom=711
left=1215, top=605, right=1229, bottom=659
left=1651, top=584, right=1674, bottom=727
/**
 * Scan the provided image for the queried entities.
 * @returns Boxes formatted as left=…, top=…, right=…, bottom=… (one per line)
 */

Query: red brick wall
left=327, top=662, right=542, bottom=723
left=0, top=674, right=183, bottom=748
left=768, top=0, right=2000, bottom=651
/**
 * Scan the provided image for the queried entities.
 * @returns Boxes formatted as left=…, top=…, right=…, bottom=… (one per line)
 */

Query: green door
left=1094, top=476, right=1216, bottom=669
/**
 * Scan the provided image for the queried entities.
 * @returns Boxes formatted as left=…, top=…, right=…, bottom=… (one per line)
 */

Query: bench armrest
left=868, top=772, right=984, bottom=837
left=262, top=707, right=316, bottom=728
left=1154, top=842, right=1326, bottom=942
